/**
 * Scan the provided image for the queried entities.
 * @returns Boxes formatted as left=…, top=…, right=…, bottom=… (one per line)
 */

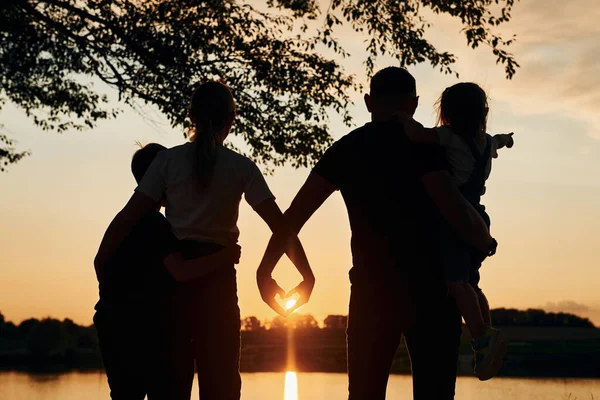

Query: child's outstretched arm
left=164, top=245, right=241, bottom=282
left=492, top=132, right=515, bottom=158
left=396, top=111, right=439, bottom=144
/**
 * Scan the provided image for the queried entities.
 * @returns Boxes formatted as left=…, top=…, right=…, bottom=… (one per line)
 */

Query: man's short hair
left=370, top=67, right=417, bottom=105
left=131, top=143, right=167, bottom=184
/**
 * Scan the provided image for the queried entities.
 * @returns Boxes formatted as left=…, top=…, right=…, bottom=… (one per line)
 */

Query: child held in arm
left=94, top=143, right=240, bottom=400
left=397, top=83, right=514, bottom=381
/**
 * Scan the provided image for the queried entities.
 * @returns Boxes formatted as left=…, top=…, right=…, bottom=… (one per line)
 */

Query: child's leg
left=447, top=281, right=486, bottom=340
left=473, top=285, right=492, bottom=327
left=93, top=310, right=147, bottom=400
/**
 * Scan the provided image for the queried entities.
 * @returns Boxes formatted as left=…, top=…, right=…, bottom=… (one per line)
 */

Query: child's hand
left=394, top=111, right=417, bottom=133
left=492, top=132, right=514, bottom=158
left=504, top=132, right=515, bottom=148
left=393, top=111, right=427, bottom=142
left=393, top=110, right=412, bottom=123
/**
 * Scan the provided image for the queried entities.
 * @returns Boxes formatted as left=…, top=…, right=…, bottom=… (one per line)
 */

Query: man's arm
left=253, top=198, right=314, bottom=317
left=422, top=170, right=493, bottom=256
left=255, top=173, right=336, bottom=315
left=94, top=191, right=156, bottom=281
left=163, top=245, right=241, bottom=282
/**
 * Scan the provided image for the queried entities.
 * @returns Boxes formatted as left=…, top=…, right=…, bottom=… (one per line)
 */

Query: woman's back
left=137, top=142, right=274, bottom=246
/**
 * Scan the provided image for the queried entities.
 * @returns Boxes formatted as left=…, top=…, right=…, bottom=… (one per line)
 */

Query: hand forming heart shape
left=256, top=275, right=315, bottom=317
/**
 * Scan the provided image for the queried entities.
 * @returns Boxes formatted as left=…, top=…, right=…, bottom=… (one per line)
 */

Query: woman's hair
left=436, top=82, right=489, bottom=143
left=187, top=81, right=236, bottom=186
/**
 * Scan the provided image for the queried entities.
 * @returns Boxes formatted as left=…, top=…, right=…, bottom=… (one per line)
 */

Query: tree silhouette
left=269, top=315, right=288, bottom=330
left=491, top=308, right=595, bottom=328
left=17, top=318, right=40, bottom=339
left=291, top=314, right=319, bottom=329
left=272, top=0, right=520, bottom=78
left=1, top=0, right=519, bottom=170
left=1, top=0, right=356, bottom=171
left=323, top=314, right=347, bottom=330
left=0, top=310, right=597, bottom=373
left=25, top=318, right=69, bottom=357
left=0, top=312, right=15, bottom=339
left=242, top=316, right=263, bottom=332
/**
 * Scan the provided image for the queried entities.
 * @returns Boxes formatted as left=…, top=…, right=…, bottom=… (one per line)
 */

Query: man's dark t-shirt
left=95, top=211, right=178, bottom=310
left=313, top=121, right=449, bottom=283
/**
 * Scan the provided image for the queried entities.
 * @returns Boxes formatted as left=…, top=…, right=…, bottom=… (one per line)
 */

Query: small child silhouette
left=398, top=82, right=514, bottom=381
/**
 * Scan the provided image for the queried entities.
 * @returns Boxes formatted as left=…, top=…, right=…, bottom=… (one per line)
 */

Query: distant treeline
left=489, top=308, right=594, bottom=328
left=0, top=309, right=598, bottom=376
left=246, top=308, right=596, bottom=331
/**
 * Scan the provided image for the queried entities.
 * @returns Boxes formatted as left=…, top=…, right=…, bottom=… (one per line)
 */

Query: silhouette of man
left=257, top=67, right=495, bottom=399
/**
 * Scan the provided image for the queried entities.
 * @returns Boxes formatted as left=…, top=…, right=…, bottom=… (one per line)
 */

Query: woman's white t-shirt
left=136, top=143, right=274, bottom=246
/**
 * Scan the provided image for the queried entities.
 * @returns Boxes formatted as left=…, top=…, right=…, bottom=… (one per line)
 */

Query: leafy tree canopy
left=1, top=0, right=519, bottom=170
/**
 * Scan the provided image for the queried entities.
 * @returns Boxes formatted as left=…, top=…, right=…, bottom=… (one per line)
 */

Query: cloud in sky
left=483, top=0, right=600, bottom=140
left=410, top=0, right=600, bottom=141
left=544, top=300, right=591, bottom=314
left=543, top=300, right=600, bottom=326
left=514, top=0, right=600, bottom=46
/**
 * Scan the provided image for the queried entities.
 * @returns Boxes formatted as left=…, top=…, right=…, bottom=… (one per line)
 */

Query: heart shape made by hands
left=276, top=292, right=301, bottom=314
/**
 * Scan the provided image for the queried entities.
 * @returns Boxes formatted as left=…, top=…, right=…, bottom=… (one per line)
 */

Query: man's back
left=313, top=121, right=447, bottom=282
left=312, top=120, right=461, bottom=400
left=256, top=66, right=475, bottom=399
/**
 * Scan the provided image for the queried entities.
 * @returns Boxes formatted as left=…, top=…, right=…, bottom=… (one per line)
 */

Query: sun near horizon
left=285, top=299, right=297, bottom=311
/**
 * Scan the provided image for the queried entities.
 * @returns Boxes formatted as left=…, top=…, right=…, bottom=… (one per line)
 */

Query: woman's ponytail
left=192, top=117, right=220, bottom=187
left=188, top=81, right=236, bottom=187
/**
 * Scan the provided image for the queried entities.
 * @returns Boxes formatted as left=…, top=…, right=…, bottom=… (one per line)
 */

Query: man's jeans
left=347, top=271, right=462, bottom=400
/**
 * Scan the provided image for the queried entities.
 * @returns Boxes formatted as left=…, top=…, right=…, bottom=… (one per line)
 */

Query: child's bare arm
left=396, top=112, right=439, bottom=144
left=163, top=245, right=241, bottom=282
left=492, top=132, right=515, bottom=158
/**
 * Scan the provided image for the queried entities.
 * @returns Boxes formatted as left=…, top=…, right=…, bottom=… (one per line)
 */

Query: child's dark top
left=95, top=211, right=178, bottom=310
left=461, top=135, right=493, bottom=227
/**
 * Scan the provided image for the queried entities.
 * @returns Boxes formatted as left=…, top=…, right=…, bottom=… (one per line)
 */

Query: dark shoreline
left=2, top=310, right=599, bottom=378
left=1, top=366, right=599, bottom=380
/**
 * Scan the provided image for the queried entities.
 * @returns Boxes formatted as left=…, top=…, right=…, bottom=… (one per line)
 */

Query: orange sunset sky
left=2, top=0, right=600, bottom=326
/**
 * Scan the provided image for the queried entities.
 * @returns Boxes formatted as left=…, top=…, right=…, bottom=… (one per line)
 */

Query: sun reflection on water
left=284, top=371, right=298, bottom=400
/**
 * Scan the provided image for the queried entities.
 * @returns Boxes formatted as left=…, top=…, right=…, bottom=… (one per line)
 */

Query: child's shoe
left=472, top=327, right=507, bottom=381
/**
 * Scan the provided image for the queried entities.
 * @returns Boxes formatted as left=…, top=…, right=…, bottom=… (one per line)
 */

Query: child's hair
left=436, top=82, right=489, bottom=143
left=187, top=81, right=236, bottom=187
left=131, top=143, right=167, bottom=184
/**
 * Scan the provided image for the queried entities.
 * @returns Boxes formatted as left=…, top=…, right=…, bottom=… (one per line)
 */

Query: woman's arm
left=255, top=173, right=336, bottom=315
left=163, top=245, right=241, bottom=282
left=254, top=200, right=314, bottom=280
left=396, top=111, right=439, bottom=143
left=94, top=191, right=156, bottom=281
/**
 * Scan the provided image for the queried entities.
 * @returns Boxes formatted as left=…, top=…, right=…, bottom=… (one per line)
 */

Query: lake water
left=1, top=371, right=599, bottom=400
